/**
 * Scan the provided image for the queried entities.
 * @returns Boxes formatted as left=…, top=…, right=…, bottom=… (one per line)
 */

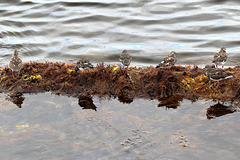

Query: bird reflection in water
left=78, top=95, right=97, bottom=111
left=206, top=102, right=237, bottom=119
left=157, top=95, right=184, bottom=109
left=6, top=92, right=25, bottom=108
left=117, top=94, right=133, bottom=104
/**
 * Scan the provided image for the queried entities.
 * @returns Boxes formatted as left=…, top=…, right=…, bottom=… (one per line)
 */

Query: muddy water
left=0, top=93, right=240, bottom=159
left=1, top=0, right=240, bottom=66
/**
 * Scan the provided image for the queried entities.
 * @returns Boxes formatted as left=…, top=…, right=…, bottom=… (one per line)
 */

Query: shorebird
left=119, top=49, right=132, bottom=67
left=204, top=64, right=234, bottom=88
left=156, top=51, right=177, bottom=68
left=74, top=58, right=94, bottom=71
left=212, top=47, right=227, bottom=68
left=9, top=49, right=23, bottom=78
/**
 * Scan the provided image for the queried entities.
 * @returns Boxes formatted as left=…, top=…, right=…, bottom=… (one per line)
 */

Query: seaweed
left=0, top=62, right=239, bottom=105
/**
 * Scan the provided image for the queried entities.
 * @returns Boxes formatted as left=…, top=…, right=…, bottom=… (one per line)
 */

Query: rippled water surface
left=1, top=0, right=240, bottom=66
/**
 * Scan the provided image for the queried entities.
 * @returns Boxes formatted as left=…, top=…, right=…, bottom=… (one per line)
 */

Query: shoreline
left=0, top=61, right=239, bottom=105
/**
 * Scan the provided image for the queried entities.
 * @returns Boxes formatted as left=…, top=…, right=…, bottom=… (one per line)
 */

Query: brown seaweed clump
left=0, top=62, right=240, bottom=104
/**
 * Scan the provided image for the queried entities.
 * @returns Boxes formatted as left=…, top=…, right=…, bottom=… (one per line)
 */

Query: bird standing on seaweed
left=204, top=64, right=234, bottom=88
left=119, top=49, right=132, bottom=67
left=74, top=58, right=94, bottom=71
left=156, top=51, right=177, bottom=68
left=9, top=49, right=23, bottom=79
left=212, top=47, right=227, bottom=68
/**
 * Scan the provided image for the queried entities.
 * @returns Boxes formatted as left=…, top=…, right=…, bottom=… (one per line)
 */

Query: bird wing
left=163, top=56, right=176, bottom=65
left=16, top=57, right=22, bottom=64
left=120, top=54, right=131, bottom=61
left=221, top=52, right=227, bottom=61
left=213, top=53, right=223, bottom=63
left=213, top=52, right=220, bottom=59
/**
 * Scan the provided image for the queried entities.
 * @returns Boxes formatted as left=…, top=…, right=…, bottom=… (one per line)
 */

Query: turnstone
left=212, top=47, right=227, bottom=68
left=204, top=64, right=234, bottom=87
left=74, top=58, right=94, bottom=71
left=156, top=51, right=177, bottom=68
left=119, top=49, right=132, bottom=67
left=9, top=49, right=23, bottom=78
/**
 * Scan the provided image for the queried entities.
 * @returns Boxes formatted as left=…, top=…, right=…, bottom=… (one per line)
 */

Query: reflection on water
left=117, top=94, right=134, bottom=104
left=1, top=0, right=240, bottom=66
left=78, top=95, right=97, bottom=111
left=158, top=95, right=184, bottom=109
left=1, top=0, right=240, bottom=158
left=0, top=92, right=240, bottom=159
left=6, top=91, right=240, bottom=119
left=157, top=95, right=240, bottom=119
left=206, top=102, right=238, bottom=119
left=6, top=92, right=25, bottom=108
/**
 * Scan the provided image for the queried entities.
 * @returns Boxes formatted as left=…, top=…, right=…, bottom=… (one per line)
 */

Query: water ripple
left=1, top=0, right=240, bottom=66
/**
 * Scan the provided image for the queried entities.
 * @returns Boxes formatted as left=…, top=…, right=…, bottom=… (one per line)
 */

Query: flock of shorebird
left=118, top=47, right=234, bottom=84
left=9, top=47, right=235, bottom=84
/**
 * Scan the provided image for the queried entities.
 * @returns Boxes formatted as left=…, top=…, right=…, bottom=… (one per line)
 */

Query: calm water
left=1, top=0, right=240, bottom=66
left=1, top=1, right=240, bottom=159
left=0, top=93, right=240, bottom=160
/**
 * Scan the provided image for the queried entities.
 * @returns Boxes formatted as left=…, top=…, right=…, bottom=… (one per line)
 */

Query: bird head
left=204, top=64, right=215, bottom=70
left=220, top=47, right=226, bottom=53
left=169, top=51, right=177, bottom=57
left=122, top=49, right=127, bottom=55
left=14, top=49, right=19, bottom=56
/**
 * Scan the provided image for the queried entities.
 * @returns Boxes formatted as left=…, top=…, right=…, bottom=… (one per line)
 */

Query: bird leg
left=17, top=72, right=21, bottom=78
left=215, top=81, right=219, bottom=89
left=12, top=71, right=15, bottom=79
left=168, top=66, right=172, bottom=72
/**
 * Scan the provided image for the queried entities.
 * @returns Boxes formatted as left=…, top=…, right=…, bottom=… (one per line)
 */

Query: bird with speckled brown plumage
left=119, top=49, right=132, bottom=67
left=204, top=64, right=234, bottom=88
left=74, top=58, right=94, bottom=71
left=212, top=47, right=227, bottom=68
left=9, top=49, right=23, bottom=78
left=156, top=51, right=177, bottom=68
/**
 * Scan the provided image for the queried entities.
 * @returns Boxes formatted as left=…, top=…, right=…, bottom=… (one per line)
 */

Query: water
left=1, top=93, right=240, bottom=160
left=1, top=0, right=240, bottom=66
left=1, top=1, right=240, bottom=159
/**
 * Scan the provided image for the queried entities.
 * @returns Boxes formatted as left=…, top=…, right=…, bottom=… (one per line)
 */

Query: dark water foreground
left=0, top=92, right=240, bottom=160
